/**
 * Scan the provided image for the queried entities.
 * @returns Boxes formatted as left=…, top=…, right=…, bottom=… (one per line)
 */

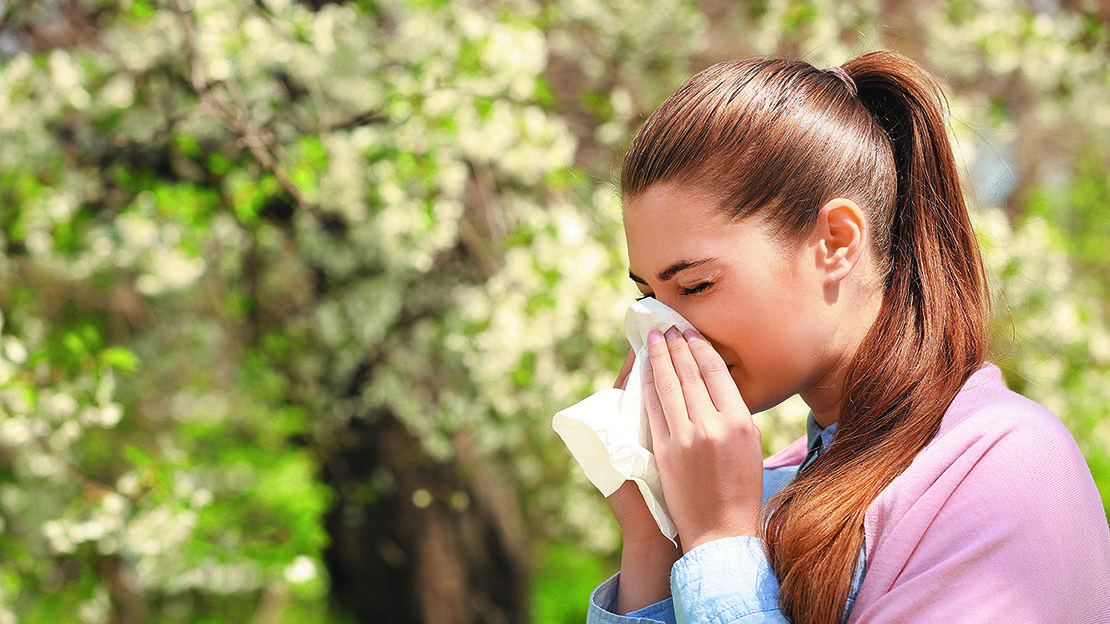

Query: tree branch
left=171, top=0, right=319, bottom=219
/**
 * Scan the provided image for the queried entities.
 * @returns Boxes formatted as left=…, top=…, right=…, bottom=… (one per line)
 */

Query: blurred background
left=0, top=0, right=1108, bottom=622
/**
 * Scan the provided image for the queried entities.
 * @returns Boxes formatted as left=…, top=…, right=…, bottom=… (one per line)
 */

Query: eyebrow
left=628, top=258, right=714, bottom=285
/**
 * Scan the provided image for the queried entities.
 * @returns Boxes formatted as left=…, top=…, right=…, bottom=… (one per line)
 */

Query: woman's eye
left=679, top=282, right=713, bottom=296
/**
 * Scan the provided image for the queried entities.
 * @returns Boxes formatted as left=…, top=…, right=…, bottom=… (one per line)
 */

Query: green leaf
left=123, top=444, right=151, bottom=469
left=127, top=0, right=155, bottom=22
left=99, top=346, right=139, bottom=372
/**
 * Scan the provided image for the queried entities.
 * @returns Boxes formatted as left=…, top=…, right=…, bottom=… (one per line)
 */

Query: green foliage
left=1025, top=154, right=1110, bottom=288
left=531, top=541, right=614, bottom=624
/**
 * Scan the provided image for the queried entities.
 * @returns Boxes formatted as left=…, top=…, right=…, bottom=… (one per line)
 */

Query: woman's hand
left=614, top=347, right=636, bottom=391
left=606, top=349, right=681, bottom=614
left=607, top=349, right=666, bottom=542
left=607, top=348, right=670, bottom=543
left=606, top=481, right=680, bottom=614
left=644, top=327, right=764, bottom=553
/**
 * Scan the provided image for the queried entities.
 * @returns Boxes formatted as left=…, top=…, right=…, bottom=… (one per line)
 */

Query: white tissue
left=552, top=297, right=695, bottom=539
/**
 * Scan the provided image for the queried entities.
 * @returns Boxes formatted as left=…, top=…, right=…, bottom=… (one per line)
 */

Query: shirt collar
left=806, top=412, right=837, bottom=451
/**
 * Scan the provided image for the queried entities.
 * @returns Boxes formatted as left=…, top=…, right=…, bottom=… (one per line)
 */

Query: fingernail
left=644, top=356, right=652, bottom=371
left=684, top=329, right=699, bottom=342
left=648, top=330, right=663, bottom=345
left=664, top=327, right=680, bottom=340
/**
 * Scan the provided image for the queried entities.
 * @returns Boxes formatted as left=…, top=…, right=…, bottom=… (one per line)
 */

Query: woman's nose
left=654, top=296, right=692, bottom=326
left=663, top=296, right=688, bottom=318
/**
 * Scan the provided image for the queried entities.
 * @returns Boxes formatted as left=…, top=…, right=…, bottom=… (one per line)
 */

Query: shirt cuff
left=671, top=537, right=785, bottom=623
left=588, top=573, right=677, bottom=624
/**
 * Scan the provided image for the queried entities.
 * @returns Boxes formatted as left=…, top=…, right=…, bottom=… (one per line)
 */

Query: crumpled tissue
left=552, top=297, right=694, bottom=539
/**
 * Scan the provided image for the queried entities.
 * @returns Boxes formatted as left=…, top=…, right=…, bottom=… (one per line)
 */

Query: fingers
left=644, top=327, right=719, bottom=431
left=642, top=333, right=670, bottom=440
left=645, top=329, right=688, bottom=430
left=683, top=330, right=748, bottom=417
left=614, top=348, right=636, bottom=390
left=667, top=327, right=719, bottom=415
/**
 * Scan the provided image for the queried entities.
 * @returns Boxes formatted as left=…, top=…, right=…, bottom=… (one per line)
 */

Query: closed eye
left=679, top=282, right=713, bottom=296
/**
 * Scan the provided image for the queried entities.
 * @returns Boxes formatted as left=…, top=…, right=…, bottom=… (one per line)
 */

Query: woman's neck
left=803, top=269, right=884, bottom=430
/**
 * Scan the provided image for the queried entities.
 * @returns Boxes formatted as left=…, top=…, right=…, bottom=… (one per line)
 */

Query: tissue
left=552, top=297, right=694, bottom=539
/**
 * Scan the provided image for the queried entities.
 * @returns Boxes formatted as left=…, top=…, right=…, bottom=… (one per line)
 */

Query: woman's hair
left=621, top=51, right=989, bottom=623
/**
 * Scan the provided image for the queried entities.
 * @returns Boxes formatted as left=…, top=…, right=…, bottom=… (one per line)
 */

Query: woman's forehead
left=623, top=182, right=730, bottom=228
left=625, top=187, right=757, bottom=266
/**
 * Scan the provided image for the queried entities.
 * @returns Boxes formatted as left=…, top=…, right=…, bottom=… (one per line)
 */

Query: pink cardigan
left=765, top=363, right=1110, bottom=623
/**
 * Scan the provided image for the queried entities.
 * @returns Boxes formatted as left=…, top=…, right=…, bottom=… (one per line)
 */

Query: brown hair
left=621, top=51, right=989, bottom=623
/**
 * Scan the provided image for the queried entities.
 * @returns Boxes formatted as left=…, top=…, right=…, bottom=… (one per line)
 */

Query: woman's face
left=624, top=182, right=839, bottom=414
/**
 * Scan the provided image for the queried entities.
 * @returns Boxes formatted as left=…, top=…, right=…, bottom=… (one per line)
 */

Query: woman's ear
left=814, top=198, right=866, bottom=284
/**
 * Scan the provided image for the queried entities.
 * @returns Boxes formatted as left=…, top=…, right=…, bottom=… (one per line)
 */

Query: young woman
left=587, top=51, right=1110, bottom=624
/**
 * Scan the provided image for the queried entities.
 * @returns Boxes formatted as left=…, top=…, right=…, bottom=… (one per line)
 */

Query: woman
left=587, top=51, right=1110, bottom=623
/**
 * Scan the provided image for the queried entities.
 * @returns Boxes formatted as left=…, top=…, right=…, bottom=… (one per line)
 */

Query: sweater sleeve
left=852, top=392, right=1110, bottom=624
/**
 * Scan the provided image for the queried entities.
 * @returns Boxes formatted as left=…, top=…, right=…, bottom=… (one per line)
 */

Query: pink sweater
left=765, top=363, right=1110, bottom=623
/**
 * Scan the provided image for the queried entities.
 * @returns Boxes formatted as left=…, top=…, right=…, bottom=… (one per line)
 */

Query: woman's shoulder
left=855, top=362, right=1110, bottom=623
left=934, top=362, right=1067, bottom=443
left=883, top=362, right=1091, bottom=501
left=925, top=363, right=1098, bottom=486
left=864, top=361, right=1107, bottom=558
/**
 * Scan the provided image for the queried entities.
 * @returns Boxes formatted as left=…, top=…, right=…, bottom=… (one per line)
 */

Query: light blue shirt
left=587, top=417, right=863, bottom=624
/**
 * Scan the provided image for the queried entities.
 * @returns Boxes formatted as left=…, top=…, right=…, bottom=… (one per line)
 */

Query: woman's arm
left=607, top=349, right=682, bottom=613
left=618, top=327, right=785, bottom=624
left=590, top=473, right=805, bottom=624
left=590, top=333, right=786, bottom=622
left=606, top=481, right=681, bottom=614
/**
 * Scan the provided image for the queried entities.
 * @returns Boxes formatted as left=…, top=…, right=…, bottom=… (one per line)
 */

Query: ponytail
left=763, top=52, right=989, bottom=624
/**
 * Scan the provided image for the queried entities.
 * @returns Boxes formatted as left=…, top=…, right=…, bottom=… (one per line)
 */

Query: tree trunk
left=323, top=411, right=529, bottom=624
